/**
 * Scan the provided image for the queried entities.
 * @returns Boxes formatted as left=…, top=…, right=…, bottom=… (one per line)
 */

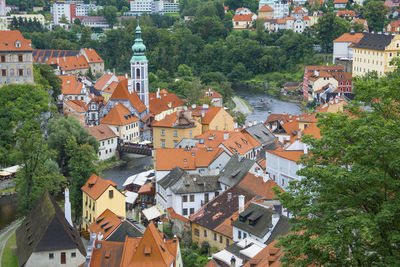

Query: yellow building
left=8, top=14, right=46, bottom=25
left=152, top=110, right=202, bottom=149
left=0, top=30, right=34, bottom=86
left=149, top=89, right=185, bottom=121
left=191, top=105, right=235, bottom=133
left=81, top=174, right=126, bottom=229
left=353, top=33, right=400, bottom=77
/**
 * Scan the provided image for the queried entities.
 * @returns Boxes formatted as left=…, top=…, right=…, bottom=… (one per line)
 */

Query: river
left=235, top=91, right=302, bottom=122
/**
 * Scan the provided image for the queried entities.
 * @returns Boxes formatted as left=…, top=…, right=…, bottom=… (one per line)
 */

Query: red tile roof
left=167, top=207, right=189, bottom=223
left=233, top=14, right=254, bottom=21
left=337, top=10, right=356, bottom=17
left=90, top=240, right=125, bottom=267
left=259, top=5, right=274, bottom=12
left=83, top=48, right=103, bottom=63
left=103, top=81, right=119, bottom=94
left=94, top=74, right=114, bottom=90
left=81, top=174, right=118, bottom=200
left=0, top=30, right=32, bottom=51
left=237, top=172, right=283, bottom=199
left=221, top=131, right=262, bottom=155
left=149, top=91, right=184, bottom=115
left=334, top=0, right=348, bottom=3
left=293, top=6, right=307, bottom=14
left=334, top=33, right=364, bottom=43
left=268, top=147, right=304, bottom=162
left=60, top=75, right=83, bottom=95
left=64, top=100, right=87, bottom=113
left=89, top=209, right=123, bottom=240
left=56, top=55, right=89, bottom=71
left=101, top=103, right=139, bottom=126
left=202, top=89, right=223, bottom=99
left=88, top=124, right=117, bottom=141
left=110, top=79, right=147, bottom=114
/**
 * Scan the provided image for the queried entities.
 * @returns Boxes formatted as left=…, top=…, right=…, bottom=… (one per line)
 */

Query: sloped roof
left=221, top=131, right=262, bottom=155
left=167, top=207, right=189, bottom=223
left=106, top=221, right=143, bottom=242
left=155, top=147, right=224, bottom=171
left=237, top=173, right=282, bottom=200
left=242, top=239, right=282, bottom=267
left=293, top=6, right=307, bottom=14
left=190, top=106, right=224, bottom=125
left=83, top=48, right=103, bottom=63
left=57, top=55, right=89, bottom=71
left=151, top=111, right=198, bottom=128
left=103, top=81, right=119, bottom=95
left=149, top=91, right=184, bottom=115
left=90, top=240, right=125, bottom=267
left=259, top=5, right=274, bottom=12
left=218, top=154, right=256, bottom=187
left=353, top=33, right=394, bottom=51
left=61, top=75, right=83, bottom=95
left=94, top=73, right=114, bottom=90
left=233, top=14, right=254, bottom=21
left=101, top=103, right=139, bottom=126
left=88, top=124, right=117, bottom=141
left=334, top=33, right=364, bottom=43
left=337, top=10, right=355, bottom=17
left=33, top=49, right=79, bottom=63
left=334, top=0, right=348, bottom=3
left=64, top=100, right=87, bottom=113
left=267, top=147, right=304, bottom=162
left=195, top=130, right=232, bottom=148
left=0, top=30, right=32, bottom=51
left=110, top=79, right=147, bottom=114
left=81, top=174, right=118, bottom=200
left=16, top=191, right=86, bottom=266
left=203, top=89, right=223, bottom=99
left=242, top=123, right=276, bottom=147
left=89, top=209, right=124, bottom=240
left=119, top=222, right=177, bottom=267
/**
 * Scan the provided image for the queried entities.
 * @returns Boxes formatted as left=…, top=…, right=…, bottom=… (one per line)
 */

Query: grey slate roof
left=353, top=33, right=394, bottom=51
left=241, top=123, right=276, bottom=147
left=106, top=221, right=143, bottom=242
left=16, top=191, right=86, bottom=267
left=218, top=155, right=256, bottom=187
left=158, top=167, right=220, bottom=194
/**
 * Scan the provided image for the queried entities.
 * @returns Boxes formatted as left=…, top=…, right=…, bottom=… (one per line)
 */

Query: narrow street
left=232, top=96, right=252, bottom=115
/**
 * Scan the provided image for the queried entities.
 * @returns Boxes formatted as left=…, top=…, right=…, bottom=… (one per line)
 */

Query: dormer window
left=15, top=41, right=21, bottom=48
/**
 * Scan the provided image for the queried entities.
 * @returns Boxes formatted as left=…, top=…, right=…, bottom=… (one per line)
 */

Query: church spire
left=131, top=23, right=147, bottom=63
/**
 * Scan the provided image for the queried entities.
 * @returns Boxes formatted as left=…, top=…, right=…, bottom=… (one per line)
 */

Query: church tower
left=130, top=24, right=149, bottom=112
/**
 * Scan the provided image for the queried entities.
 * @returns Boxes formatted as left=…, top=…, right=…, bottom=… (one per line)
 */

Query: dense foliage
left=277, top=67, right=400, bottom=265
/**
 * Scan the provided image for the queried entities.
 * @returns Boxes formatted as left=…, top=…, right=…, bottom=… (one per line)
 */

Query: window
left=0, top=55, right=5, bottom=62
left=161, top=139, right=165, bottom=148
left=190, top=208, right=194, bottom=214
left=214, top=233, right=217, bottom=241
left=61, top=252, right=66, bottom=264
left=243, top=233, right=247, bottom=238
left=190, top=195, right=194, bottom=202
left=226, top=238, right=229, bottom=246
left=71, top=252, right=76, bottom=258
left=183, top=195, right=188, bottom=202
left=282, top=179, right=285, bottom=186
left=194, top=228, right=199, bottom=237
left=204, top=229, right=207, bottom=237
left=109, top=190, right=113, bottom=198
left=189, top=130, right=192, bottom=137
left=19, top=69, right=23, bottom=76
left=174, top=140, right=178, bottom=147
left=49, top=253, right=54, bottom=259
left=18, top=55, right=23, bottom=62
left=161, top=129, right=165, bottom=136
left=238, top=230, right=241, bottom=239
left=215, top=126, right=219, bottom=130
left=1, top=69, right=6, bottom=76
left=220, top=236, right=223, bottom=243
left=174, top=130, right=178, bottom=137
left=183, top=208, right=188, bottom=215
left=204, top=193, right=209, bottom=203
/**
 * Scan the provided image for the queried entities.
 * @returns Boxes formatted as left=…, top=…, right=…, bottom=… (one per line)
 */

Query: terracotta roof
left=94, top=74, right=114, bottom=90
left=259, top=5, right=274, bottom=12
left=242, top=239, right=283, bottom=267
left=237, top=172, right=283, bottom=200
left=83, top=48, right=103, bottom=63
left=151, top=111, right=197, bottom=128
left=64, top=100, right=87, bottom=113
left=81, top=174, right=118, bottom=200
left=303, top=16, right=310, bottom=20
left=110, top=79, right=147, bottom=114
left=334, top=0, right=348, bottom=3
left=90, top=240, right=125, bottom=267
left=155, top=147, right=224, bottom=171
left=334, top=33, right=364, bottom=43
left=386, top=20, right=400, bottom=32
left=233, top=14, right=254, bottom=21
left=203, top=89, right=223, bottom=99
left=268, top=147, right=304, bottom=162
left=88, top=125, right=117, bottom=141
left=117, top=75, right=129, bottom=80
left=61, top=75, right=83, bottom=95
left=302, top=123, right=321, bottom=139
left=167, top=207, right=189, bottom=223
left=103, top=81, right=119, bottom=94
left=277, top=18, right=286, bottom=24
left=221, top=131, right=262, bottom=155
left=89, top=209, right=123, bottom=240
left=331, top=72, right=352, bottom=81
left=0, top=30, right=32, bottom=51
left=119, top=222, right=177, bottom=267
left=286, top=16, right=294, bottom=20
left=337, top=10, right=356, bottom=17
left=305, top=65, right=344, bottom=72
left=195, top=130, right=232, bottom=147
left=55, top=55, right=89, bottom=71
left=293, top=6, right=307, bottom=14
left=149, top=91, right=184, bottom=115
left=190, top=106, right=224, bottom=125
left=204, top=259, right=219, bottom=267
left=101, top=103, right=139, bottom=126
left=138, top=183, right=155, bottom=195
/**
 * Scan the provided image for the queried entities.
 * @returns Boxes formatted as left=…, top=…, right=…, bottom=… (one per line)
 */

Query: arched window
left=10, top=69, right=14, bottom=76
left=136, top=82, right=140, bottom=92
left=136, top=68, right=140, bottom=78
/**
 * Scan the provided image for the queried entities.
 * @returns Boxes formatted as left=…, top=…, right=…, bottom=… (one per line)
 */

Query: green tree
left=184, top=77, right=203, bottom=105
left=277, top=67, right=400, bottom=265
left=34, top=63, right=62, bottom=99
left=101, top=6, right=118, bottom=28
left=47, top=117, right=98, bottom=176
left=176, top=64, right=193, bottom=78
left=314, top=12, right=350, bottom=52
left=231, top=111, right=246, bottom=127
left=59, top=14, right=69, bottom=24
left=81, top=26, right=92, bottom=45
left=363, top=0, right=387, bottom=32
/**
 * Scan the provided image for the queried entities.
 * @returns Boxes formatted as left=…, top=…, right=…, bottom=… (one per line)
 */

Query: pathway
left=0, top=219, right=22, bottom=264
left=232, top=96, right=252, bottom=115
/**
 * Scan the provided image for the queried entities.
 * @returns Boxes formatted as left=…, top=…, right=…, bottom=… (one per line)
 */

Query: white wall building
left=88, top=125, right=118, bottom=161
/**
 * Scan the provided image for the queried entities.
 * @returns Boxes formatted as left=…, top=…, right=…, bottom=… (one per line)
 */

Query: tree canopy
left=277, top=68, right=400, bottom=265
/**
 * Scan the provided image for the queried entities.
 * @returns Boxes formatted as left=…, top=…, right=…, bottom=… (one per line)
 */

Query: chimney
left=64, top=188, right=73, bottom=226
left=201, top=111, right=205, bottom=118
left=224, top=133, right=229, bottom=140
left=191, top=104, right=196, bottom=109
left=230, top=256, right=236, bottom=267
left=125, top=73, right=128, bottom=78
left=227, top=192, right=232, bottom=201
left=238, top=195, right=245, bottom=213
left=202, top=103, right=209, bottom=110
left=156, top=88, right=160, bottom=99
left=248, top=121, right=253, bottom=127
left=304, top=145, right=309, bottom=154
left=272, top=213, right=280, bottom=227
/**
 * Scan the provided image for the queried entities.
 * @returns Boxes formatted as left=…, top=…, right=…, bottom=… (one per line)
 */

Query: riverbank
left=96, top=156, right=124, bottom=172
left=232, top=96, right=252, bottom=115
